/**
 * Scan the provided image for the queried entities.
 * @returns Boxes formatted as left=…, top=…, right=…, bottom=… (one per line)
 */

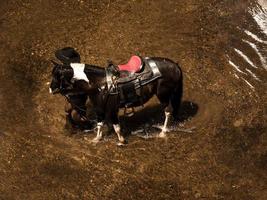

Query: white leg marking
left=159, top=112, right=171, bottom=138
left=113, top=124, right=126, bottom=145
left=92, top=122, right=103, bottom=143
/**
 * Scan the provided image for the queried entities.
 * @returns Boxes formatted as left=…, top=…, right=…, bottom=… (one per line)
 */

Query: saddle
left=118, top=55, right=143, bottom=73
left=106, top=56, right=162, bottom=109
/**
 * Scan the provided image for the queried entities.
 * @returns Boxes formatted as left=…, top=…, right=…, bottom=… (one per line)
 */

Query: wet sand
left=0, top=0, right=266, bottom=199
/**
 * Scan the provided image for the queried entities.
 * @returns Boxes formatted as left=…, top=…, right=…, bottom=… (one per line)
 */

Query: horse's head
left=49, top=60, right=74, bottom=95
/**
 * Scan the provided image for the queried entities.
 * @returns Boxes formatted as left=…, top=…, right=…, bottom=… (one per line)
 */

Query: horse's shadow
left=120, top=101, right=199, bottom=135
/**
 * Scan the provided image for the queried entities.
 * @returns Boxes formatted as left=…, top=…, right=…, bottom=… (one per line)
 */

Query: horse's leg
left=64, top=102, right=82, bottom=129
left=70, top=110, right=86, bottom=122
left=65, top=101, right=73, bottom=114
left=159, top=104, right=172, bottom=138
left=171, top=75, right=183, bottom=119
left=92, top=111, right=105, bottom=143
left=108, top=111, right=127, bottom=146
left=156, top=82, right=173, bottom=138
left=92, top=121, right=104, bottom=143
left=113, top=124, right=127, bottom=146
left=64, top=95, right=94, bottom=130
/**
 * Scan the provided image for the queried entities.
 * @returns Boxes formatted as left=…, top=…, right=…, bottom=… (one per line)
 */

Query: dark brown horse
left=50, top=54, right=183, bottom=145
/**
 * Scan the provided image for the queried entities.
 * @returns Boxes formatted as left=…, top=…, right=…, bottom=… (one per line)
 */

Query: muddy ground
left=0, top=0, right=266, bottom=199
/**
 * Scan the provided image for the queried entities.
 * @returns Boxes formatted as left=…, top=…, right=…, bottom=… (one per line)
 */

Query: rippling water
left=228, top=0, right=267, bottom=90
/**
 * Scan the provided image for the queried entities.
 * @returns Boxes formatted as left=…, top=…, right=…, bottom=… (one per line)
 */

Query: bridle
left=55, top=64, right=74, bottom=94
left=53, top=63, right=88, bottom=119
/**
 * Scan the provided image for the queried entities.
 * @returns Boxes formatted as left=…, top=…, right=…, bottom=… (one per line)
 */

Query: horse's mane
left=84, top=64, right=105, bottom=76
left=53, top=62, right=106, bottom=77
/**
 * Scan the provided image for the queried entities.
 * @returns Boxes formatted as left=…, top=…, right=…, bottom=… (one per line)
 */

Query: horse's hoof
left=92, top=137, right=101, bottom=143
left=158, top=132, right=166, bottom=138
left=83, top=129, right=93, bottom=133
left=116, top=140, right=127, bottom=146
left=116, top=142, right=126, bottom=147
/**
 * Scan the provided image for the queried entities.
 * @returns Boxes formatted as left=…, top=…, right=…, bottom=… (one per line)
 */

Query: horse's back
left=149, top=57, right=182, bottom=83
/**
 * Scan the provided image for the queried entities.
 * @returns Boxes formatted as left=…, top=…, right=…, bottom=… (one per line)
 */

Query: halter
left=57, top=64, right=74, bottom=94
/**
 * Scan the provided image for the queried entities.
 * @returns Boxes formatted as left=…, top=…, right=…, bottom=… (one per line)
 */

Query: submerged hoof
left=92, top=137, right=102, bottom=143
left=116, top=140, right=127, bottom=146
left=158, top=131, right=166, bottom=138
left=116, top=142, right=125, bottom=146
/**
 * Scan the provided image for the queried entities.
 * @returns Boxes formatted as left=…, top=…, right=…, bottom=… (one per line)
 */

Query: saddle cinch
left=106, top=56, right=162, bottom=112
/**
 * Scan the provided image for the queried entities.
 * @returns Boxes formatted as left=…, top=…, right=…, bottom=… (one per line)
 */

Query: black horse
left=50, top=49, right=183, bottom=145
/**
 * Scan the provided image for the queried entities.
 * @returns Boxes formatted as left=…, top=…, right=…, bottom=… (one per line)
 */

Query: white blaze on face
left=70, top=63, right=89, bottom=83
left=49, top=87, right=52, bottom=94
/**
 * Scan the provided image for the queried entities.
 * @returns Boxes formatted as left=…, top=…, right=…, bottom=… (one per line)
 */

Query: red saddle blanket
left=118, top=55, right=143, bottom=73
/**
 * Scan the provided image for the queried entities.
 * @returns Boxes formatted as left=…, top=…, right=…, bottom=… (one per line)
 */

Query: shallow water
left=0, top=0, right=266, bottom=199
left=227, top=0, right=267, bottom=90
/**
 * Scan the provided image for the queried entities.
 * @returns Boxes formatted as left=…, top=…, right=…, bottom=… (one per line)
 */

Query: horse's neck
left=84, top=64, right=106, bottom=83
left=84, top=64, right=105, bottom=75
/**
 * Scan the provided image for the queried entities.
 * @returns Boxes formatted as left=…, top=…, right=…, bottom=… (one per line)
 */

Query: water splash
left=234, top=48, right=258, bottom=69
left=249, top=0, right=267, bottom=35
left=244, top=29, right=267, bottom=44
left=131, top=123, right=195, bottom=139
left=241, top=77, right=255, bottom=90
left=245, top=68, right=262, bottom=82
left=243, top=39, right=267, bottom=70
left=228, top=59, right=247, bottom=74
left=227, top=0, right=267, bottom=90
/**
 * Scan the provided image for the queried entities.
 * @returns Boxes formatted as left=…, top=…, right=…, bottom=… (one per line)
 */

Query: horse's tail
left=171, top=65, right=183, bottom=117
